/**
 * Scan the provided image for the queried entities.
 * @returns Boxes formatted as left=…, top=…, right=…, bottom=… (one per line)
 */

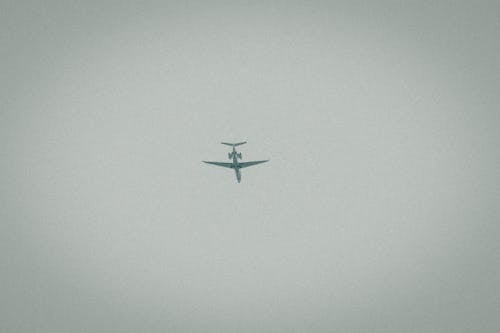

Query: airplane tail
left=221, top=141, right=247, bottom=147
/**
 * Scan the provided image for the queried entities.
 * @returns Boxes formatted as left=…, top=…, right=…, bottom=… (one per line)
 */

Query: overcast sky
left=2, top=1, right=499, bottom=332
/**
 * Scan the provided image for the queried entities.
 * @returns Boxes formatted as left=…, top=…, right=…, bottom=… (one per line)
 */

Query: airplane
left=203, top=141, right=269, bottom=183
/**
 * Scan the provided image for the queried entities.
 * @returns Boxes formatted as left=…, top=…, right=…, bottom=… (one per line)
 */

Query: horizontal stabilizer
left=221, top=141, right=247, bottom=147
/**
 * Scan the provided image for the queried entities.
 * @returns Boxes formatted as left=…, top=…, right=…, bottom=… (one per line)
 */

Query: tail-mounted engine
left=228, top=152, right=242, bottom=159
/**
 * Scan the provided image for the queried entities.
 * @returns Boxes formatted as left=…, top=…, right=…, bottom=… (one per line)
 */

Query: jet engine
left=237, top=152, right=242, bottom=159
left=228, top=152, right=232, bottom=160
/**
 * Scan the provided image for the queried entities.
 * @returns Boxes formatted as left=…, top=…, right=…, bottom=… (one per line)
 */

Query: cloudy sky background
left=2, top=1, right=499, bottom=332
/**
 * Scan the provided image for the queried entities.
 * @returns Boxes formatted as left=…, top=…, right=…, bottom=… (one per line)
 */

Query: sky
left=1, top=1, right=499, bottom=332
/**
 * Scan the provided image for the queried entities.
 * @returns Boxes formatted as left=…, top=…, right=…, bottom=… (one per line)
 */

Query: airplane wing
left=203, top=161, right=234, bottom=168
left=238, top=160, right=269, bottom=168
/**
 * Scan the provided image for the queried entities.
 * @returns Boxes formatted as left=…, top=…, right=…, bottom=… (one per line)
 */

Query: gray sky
left=2, top=1, right=499, bottom=332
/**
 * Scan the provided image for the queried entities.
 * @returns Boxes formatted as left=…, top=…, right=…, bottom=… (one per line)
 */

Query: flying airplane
left=203, top=141, right=269, bottom=183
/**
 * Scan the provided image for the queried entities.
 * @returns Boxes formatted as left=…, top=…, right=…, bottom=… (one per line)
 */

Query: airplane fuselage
left=230, top=146, right=242, bottom=182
